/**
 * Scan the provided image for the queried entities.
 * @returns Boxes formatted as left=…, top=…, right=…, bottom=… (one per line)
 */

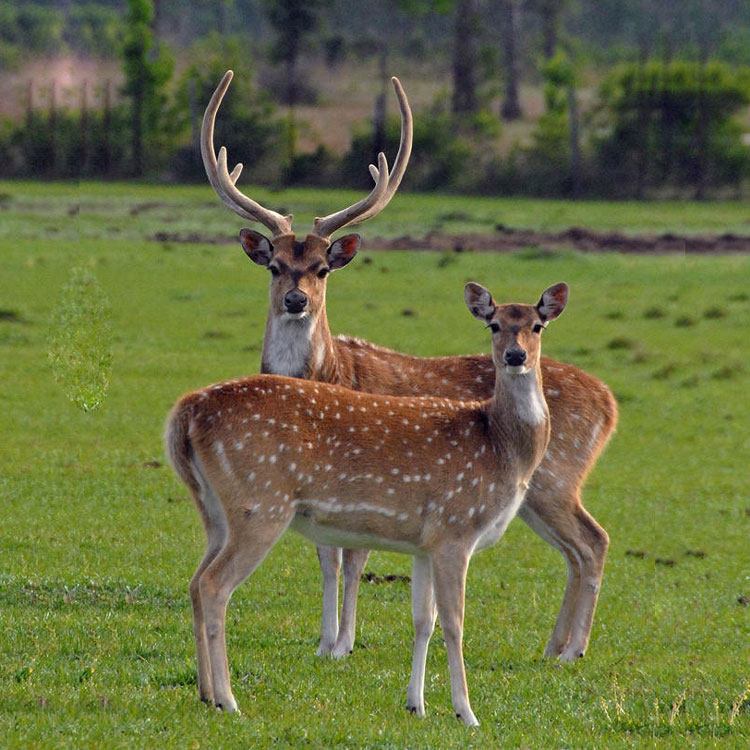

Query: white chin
left=281, top=311, right=309, bottom=321
left=504, top=365, right=529, bottom=375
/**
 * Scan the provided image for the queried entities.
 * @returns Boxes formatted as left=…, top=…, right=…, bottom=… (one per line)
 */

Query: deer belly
left=290, top=513, right=421, bottom=555
left=474, top=487, right=527, bottom=552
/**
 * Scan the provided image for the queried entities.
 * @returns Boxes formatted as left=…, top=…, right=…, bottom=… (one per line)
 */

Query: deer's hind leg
left=519, top=487, right=608, bottom=661
left=199, top=511, right=292, bottom=712
left=316, top=546, right=341, bottom=656
left=332, top=548, right=370, bottom=658
left=559, top=506, right=609, bottom=661
left=188, top=475, right=229, bottom=705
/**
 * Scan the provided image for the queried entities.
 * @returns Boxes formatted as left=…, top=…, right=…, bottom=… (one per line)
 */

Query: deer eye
left=487, top=322, right=500, bottom=333
left=269, top=266, right=280, bottom=277
left=532, top=323, right=545, bottom=333
left=317, top=267, right=330, bottom=279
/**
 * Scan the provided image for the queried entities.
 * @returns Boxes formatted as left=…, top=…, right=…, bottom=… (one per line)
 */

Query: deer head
left=465, top=282, right=569, bottom=375
left=202, top=70, right=413, bottom=321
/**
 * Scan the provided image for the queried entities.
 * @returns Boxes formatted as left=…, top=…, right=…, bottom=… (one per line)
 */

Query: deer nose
left=504, top=349, right=527, bottom=367
left=284, top=289, right=308, bottom=314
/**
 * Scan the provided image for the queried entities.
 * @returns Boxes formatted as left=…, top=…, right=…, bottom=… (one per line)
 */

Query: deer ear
left=536, top=282, right=569, bottom=321
left=328, top=233, right=361, bottom=270
left=239, top=228, right=273, bottom=267
left=464, top=282, right=496, bottom=321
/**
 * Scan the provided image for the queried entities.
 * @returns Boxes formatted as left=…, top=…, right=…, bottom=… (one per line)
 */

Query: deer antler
left=201, top=70, right=294, bottom=238
left=312, top=76, right=413, bottom=240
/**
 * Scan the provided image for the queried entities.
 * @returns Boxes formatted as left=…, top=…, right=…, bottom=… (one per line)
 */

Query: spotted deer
left=167, top=282, right=570, bottom=724
left=201, top=71, right=616, bottom=664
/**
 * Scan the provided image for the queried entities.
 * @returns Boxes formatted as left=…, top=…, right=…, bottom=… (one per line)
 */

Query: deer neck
left=487, top=362, right=550, bottom=474
left=260, top=306, right=337, bottom=380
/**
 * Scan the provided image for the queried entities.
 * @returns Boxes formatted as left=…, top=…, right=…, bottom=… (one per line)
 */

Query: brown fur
left=167, top=294, right=560, bottom=722
left=235, top=232, right=616, bottom=662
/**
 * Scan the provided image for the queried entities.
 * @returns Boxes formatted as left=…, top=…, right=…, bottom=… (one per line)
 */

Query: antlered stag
left=201, top=71, right=616, bottom=663
left=167, top=282, right=569, bottom=724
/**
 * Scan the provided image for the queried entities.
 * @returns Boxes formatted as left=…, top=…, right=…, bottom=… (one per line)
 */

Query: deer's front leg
left=316, top=546, right=341, bottom=656
left=432, top=545, right=478, bottom=727
left=332, top=548, right=370, bottom=658
left=406, top=555, right=436, bottom=716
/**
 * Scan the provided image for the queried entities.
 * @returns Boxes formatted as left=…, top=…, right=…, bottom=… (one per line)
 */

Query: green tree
left=532, top=0, right=568, bottom=60
left=121, top=0, right=173, bottom=176
left=396, top=0, right=481, bottom=118
left=524, top=52, right=577, bottom=194
left=451, top=0, right=480, bottom=115
left=263, top=0, right=328, bottom=107
left=263, top=0, right=329, bottom=170
left=499, top=0, right=523, bottom=120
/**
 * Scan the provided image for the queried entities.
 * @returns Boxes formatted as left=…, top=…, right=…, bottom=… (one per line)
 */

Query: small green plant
left=48, top=266, right=112, bottom=412
left=607, top=336, right=636, bottom=350
left=652, top=363, right=679, bottom=380
left=704, top=306, right=727, bottom=319
left=712, top=364, right=741, bottom=380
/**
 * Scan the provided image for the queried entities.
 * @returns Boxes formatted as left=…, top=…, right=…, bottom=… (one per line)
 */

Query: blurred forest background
left=1, top=0, right=750, bottom=198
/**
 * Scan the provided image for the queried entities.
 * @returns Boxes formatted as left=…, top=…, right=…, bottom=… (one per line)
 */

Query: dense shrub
left=0, top=105, right=129, bottom=179
left=593, top=61, right=750, bottom=197
left=170, top=34, right=281, bottom=182
left=341, top=108, right=472, bottom=192
left=285, top=145, right=340, bottom=186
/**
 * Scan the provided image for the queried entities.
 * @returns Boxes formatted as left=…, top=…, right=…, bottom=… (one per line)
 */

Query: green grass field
left=1, top=181, right=749, bottom=748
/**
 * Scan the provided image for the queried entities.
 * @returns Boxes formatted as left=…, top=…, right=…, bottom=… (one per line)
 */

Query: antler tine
left=201, top=70, right=293, bottom=238
left=312, top=77, right=413, bottom=239
left=313, top=152, right=390, bottom=240
left=356, top=77, right=413, bottom=224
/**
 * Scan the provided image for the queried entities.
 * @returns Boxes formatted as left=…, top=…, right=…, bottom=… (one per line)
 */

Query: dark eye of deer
left=269, top=266, right=280, bottom=277
left=488, top=322, right=500, bottom=333
left=317, top=268, right=329, bottom=279
left=532, top=323, right=544, bottom=333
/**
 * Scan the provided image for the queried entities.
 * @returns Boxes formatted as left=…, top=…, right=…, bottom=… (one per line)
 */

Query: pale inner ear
left=465, top=283, right=496, bottom=320
left=239, top=228, right=273, bottom=267
left=537, top=283, right=568, bottom=321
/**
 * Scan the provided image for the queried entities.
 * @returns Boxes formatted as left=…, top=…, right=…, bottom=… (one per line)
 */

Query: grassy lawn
left=1, top=182, right=748, bottom=747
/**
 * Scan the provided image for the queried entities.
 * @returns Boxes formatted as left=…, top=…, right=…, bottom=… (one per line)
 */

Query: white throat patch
left=505, top=369, right=547, bottom=425
left=264, top=314, right=315, bottom=377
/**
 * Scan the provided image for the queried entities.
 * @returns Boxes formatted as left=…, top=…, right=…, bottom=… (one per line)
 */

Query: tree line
left=1, top=0, right=749, bottom=198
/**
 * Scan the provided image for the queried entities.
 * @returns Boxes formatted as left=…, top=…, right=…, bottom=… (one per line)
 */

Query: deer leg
left=517, top=501, right=582, bottom=658
left=431, top=545, right=478, bottom=727
left=316, top=545, right=341, bottom=656
left=406, top=555, right=436, bottom=717
left=199, top=519, right=289, bottom=712
left=189, top=524, right=227, bottom=705
left=519, top=497, right=608, bottom=661
left=188, top=478, right=228, bottom=705
left=558, top=507, right=609, bottom=661
left=332, top=548, right=370, bottom=658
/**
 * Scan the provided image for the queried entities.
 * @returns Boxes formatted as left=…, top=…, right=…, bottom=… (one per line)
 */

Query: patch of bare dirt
left=367, top=227, right=750, bottom=254
left=150, top=227, right=750, bottom=254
